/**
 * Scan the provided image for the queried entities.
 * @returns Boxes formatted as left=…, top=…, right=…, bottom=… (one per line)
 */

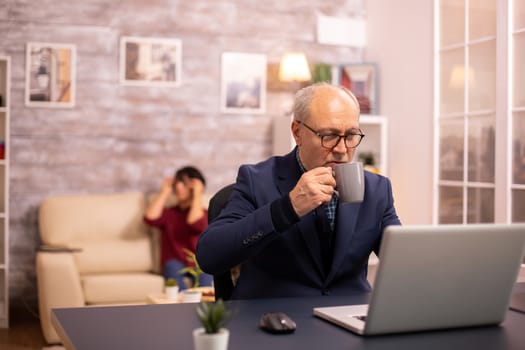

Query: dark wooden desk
left=52, top=283, right=525, bottom=350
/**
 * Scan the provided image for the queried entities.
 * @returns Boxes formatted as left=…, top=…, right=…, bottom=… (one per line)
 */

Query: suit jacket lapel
left=275, top=149, right=325, bottom=278
left=274, top=148, right=301, bottom=198
left=326, top=202, right=361, bottom=283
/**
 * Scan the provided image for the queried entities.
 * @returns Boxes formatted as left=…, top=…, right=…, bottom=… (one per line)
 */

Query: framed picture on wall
left=120, top=36, right=182, bottom=87
left=220, top=52, right=267, bottom=114
left=339, top=63, right=378, bottom=114
left=25, top=42, right=76, bottom=108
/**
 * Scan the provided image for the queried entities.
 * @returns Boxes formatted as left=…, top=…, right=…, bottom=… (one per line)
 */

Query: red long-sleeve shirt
left=144, top=206, right=208, bottom=270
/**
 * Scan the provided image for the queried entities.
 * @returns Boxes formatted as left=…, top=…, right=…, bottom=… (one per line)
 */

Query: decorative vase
left=165, top=285, right=179, bottom=300
left=193, top=328, right=229, bottom=350
left=181, top=290, right=202, bottom=303
left=311, top=63, right=332, bottom=83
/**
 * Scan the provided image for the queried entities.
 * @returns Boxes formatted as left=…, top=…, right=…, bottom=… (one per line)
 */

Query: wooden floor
left=0, top=305, right=47, bottom=350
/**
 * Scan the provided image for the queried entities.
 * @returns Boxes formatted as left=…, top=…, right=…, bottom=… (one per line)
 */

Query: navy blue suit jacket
left=197, top=148, right=401, bottom=299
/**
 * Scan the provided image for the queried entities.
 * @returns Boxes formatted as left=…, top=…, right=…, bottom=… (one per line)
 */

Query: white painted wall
left=366, top=0, right=434, bottom=224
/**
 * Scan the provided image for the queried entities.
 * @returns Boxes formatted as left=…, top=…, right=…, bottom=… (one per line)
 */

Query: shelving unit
left=357, top=115, right=388, bottom=175
left=273, top=114, right=389, bottom=175
left=0, top=56, right=10, bottom=328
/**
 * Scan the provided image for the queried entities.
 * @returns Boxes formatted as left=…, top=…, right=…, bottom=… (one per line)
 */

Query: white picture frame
left=120, top=36, right=182, bottom=87
left=220, top=52, right=267, bottom=114
left=25, top=42, right=76, bottom=108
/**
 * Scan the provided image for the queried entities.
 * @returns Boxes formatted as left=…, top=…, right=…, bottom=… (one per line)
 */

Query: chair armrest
left=38, top=245, right=82, bottom=253
left=36, top=251, right=85, bottom=344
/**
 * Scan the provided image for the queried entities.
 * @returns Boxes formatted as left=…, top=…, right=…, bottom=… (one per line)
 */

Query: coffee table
left=147, top=287, right=215, bottom=304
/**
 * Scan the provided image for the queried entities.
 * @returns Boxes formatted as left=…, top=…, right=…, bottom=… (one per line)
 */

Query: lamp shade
left=278, top=52, right=312, bottom=82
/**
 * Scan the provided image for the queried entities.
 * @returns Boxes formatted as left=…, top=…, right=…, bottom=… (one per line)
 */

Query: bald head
left=292, top=82, right=360, bottom=123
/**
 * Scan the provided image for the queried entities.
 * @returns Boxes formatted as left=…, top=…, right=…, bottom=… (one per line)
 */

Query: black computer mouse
left=259, top=312, right=297, bottom=334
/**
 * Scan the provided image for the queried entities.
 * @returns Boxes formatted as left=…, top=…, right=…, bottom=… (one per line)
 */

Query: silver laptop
left=313, top=224, right=525, bottom=335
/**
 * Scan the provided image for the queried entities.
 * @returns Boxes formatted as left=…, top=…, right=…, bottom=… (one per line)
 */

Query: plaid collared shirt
left=295, top=149, right=337, bottom=231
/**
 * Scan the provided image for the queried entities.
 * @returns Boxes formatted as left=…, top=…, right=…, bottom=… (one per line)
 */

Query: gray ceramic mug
left=333, top=162, right=365, bottom=204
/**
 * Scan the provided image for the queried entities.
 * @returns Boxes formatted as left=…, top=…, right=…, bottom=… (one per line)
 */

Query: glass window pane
left=439, top=186, right=463, bottom=224
left=469, top=0, right=496, bottom=40
left=440, top=118, right=464, bottom=181
left=468, top=115, right=495, bottom=183
left=513, top=112, right=525, bottom=185
left=440, top=0, right=465, bottom=47
left=513, top=33, right=525, bottom=108
left=512, top=189, right=525, bottom=222
left=515, top=0, right=525, bottom=30
left=467, top=187, right=494, bottom=223
left=441, top=48, right=465, bottom=114
left=469, top=40, right=496, bottom=111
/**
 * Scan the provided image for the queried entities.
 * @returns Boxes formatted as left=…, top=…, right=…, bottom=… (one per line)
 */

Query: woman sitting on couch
left=144, top=166, right=213, bottom=289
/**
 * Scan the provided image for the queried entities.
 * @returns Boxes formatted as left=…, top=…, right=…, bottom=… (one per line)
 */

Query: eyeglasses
left=297, top=121, right=365, bottom=150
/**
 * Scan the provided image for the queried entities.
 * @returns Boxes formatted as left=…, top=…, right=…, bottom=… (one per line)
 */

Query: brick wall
left=1, top=0, right=365, bottom=305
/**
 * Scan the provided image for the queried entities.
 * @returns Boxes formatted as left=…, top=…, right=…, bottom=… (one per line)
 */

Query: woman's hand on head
left=190, top=178, right=205, bottom=198
left=161, top=177, right=174, bottom=194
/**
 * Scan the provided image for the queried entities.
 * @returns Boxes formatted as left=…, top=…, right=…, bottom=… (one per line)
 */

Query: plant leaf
left=195, top=300, right=230, bottom=334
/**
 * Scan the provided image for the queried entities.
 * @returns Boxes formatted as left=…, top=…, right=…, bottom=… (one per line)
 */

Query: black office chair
left=207, top=183, right=236, bottom=300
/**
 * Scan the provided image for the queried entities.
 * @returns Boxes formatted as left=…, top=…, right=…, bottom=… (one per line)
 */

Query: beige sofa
left=36, top=192, right=165, bottom=344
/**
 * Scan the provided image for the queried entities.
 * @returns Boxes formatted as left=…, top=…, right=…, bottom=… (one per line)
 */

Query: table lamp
left=278, top=52, right=311, bottom=115
left=278, top=52, right=312, bottom=84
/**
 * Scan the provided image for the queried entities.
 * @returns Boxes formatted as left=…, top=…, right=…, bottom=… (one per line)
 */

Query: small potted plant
left=178, top=248, right=204, bottom=288
left=193, top=299, right=232, bottom=350
left=165, top=278, right=179, bottom=300
left=178, top=248, right=205, bottom=302
left=358, top=152, right=381, bottom=174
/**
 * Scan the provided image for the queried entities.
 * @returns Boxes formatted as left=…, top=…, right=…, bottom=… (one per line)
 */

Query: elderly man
left=197, top=82, right=401, bottom=299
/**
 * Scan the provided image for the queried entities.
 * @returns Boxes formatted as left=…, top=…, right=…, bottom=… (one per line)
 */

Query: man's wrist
left=270, top=194, right=300, bottom=232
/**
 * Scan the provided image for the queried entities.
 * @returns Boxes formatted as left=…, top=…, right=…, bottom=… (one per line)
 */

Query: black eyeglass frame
left=297, top=121, right=365, bottom=150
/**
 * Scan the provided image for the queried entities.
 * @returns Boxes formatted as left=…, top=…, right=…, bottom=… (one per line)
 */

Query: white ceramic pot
left=193, top=328, right=229, bottom=350
left=165, top=285, right=179, bottom=300
left=181, top=290, right=202, bottom=303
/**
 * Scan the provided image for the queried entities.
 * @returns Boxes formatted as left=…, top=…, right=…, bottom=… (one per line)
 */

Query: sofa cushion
left=82, top=273, right=164, bottom=304
left=39, top=192, right=147, bottom=246
left=74, top=238, right=153, bottom=274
